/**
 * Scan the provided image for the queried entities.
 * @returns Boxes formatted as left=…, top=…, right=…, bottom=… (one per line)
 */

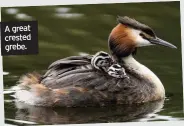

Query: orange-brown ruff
left=109, top=23, right=137, bottom=58
left=15, top=16, right=176, bottom=107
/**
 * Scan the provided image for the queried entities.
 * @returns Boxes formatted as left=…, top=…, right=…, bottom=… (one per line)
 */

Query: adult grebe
left=15, top=16, right=177, bottom=107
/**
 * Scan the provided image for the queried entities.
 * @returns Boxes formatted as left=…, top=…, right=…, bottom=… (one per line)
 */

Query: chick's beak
left=150, top=37, right=177, bottom=49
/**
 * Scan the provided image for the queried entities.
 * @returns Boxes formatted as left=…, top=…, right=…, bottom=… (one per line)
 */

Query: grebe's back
left=16, top=54, right=161, bottom=107
left=41, top=54, right=162, bottom=103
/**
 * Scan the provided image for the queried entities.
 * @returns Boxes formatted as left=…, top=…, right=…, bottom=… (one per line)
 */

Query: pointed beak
left=150, top=37, right=177, bottom=49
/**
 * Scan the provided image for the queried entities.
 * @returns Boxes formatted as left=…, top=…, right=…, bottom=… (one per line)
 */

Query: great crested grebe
left=15, top=16, right=177, bottom=107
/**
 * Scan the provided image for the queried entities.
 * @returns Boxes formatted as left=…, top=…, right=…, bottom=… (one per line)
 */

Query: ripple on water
left=15, top=13, right=32, bottom=20
left=3, top=72, right=9, bottom=75
left=5, top=8, right=19, bottom=15
left=55, top=7, right=71, bottom=13
left=136, top=114, right=182, bottom=121
left=6, top=118, right=37, bottom=125
left=55, top=13, right=84, bottom=19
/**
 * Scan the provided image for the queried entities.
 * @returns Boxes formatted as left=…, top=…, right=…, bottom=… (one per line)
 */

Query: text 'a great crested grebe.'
left=0, top=21, right=38, bottom=56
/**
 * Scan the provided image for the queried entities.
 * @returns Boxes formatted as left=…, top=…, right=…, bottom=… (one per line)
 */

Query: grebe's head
left=108, top=16, right=177, bottom=58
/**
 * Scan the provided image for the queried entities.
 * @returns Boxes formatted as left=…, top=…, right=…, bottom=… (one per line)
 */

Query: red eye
left=143, top=28, right=156, bottom=37
left=140, top=33, right=146, bottom=38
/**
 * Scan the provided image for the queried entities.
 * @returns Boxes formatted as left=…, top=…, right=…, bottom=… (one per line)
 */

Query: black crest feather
left=117, top=16, right=156, bottom=37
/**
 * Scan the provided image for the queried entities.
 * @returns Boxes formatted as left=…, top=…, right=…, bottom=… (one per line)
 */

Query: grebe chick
left=91, top=51, right=113, bottom=72
left=91, top=51, right=128, bottom=78
left=107, top=64, right=129, bottom=79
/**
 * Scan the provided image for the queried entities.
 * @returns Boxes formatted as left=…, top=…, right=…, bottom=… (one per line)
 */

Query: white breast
left=122, top=55, right=165, bottom=99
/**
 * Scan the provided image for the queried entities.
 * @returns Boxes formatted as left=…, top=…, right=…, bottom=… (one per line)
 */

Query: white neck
left=122, top=55, right=165, bottom=98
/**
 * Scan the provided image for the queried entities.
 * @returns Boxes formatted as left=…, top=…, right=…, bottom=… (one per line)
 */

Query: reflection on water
left=14, top=100, right=164, bottom=124
left=4, top=91, right=184, bottom=125
left=2, top=1, right=184, bottom=125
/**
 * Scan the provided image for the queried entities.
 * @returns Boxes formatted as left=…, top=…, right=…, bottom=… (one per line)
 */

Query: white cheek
left=130, top=29, right=153, bottom=47
left=136, top=36, right=153, bottom=47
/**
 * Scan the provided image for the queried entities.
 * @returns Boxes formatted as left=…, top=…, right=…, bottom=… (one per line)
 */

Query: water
left=2, top=1, right=184, bottom=125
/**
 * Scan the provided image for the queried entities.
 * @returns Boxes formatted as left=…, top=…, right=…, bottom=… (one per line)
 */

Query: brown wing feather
left=40, top=55, right=156, bottom=105
left=48, top=55, right=92, bottom=69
